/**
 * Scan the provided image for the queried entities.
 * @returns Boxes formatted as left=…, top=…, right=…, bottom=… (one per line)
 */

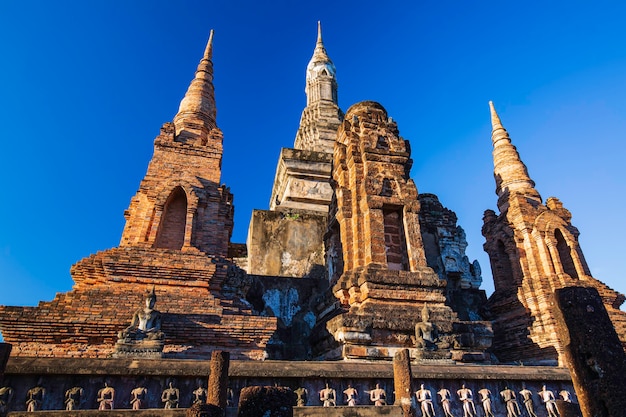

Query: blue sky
left=1, top=1, right=625, bottom=311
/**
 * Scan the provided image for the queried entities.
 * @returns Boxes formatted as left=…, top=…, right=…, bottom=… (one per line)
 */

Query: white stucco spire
left=305, top=21, right=337, bottom=100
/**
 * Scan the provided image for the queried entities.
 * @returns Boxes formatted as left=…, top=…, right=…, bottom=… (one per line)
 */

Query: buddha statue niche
left=114, top=286, right=165, bottom=357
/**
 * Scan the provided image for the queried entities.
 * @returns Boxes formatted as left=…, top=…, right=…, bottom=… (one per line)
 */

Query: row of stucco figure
left=0, top=381, right=210, bottom=412
left=313, top=383, right=386, bottom=407
left=311, top=383, right=569, bottom=417
left=414, top=384, right=569, bottom=417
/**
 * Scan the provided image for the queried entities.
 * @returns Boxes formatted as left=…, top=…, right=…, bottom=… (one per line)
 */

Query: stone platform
left=294, top=406, right=403, bottom=417
left=5, top=406, right=403, bottom=417
left=7, top=410, right=192, bottom=417
left=2, top=357, right=574, bottom=413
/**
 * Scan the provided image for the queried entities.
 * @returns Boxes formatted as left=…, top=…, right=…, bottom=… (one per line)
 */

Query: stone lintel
left=4, top=357, right=572, bottom=381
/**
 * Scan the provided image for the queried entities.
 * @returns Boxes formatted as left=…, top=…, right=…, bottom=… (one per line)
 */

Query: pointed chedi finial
left=305, top=21, right=337, bottom=107
left=489, top=100, right=503, bottom=132
left=489, top=101, right=541, bottom=210
left=317, top=21, right=323, bottom=46
left=204, top=29, right=214, bottom=60
left=311, top=21, right=330, bottom=63
left=173, top=30, right=217, bottom=143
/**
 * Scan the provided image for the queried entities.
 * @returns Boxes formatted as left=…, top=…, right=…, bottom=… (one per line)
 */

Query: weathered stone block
left=247, top=210, right=326, bottom=278
left=554, top=286, right=626, bottom=417
left=237, top=386, right=296, bottom=417
left=187, top=403, right=225, bottom=417
left=392, top=349, right=415, bottom=417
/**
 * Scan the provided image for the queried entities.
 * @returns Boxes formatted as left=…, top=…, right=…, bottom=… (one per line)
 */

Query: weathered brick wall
left=119, top=123, right=233, bottom=257
left=0, top=248, right=276, bottom=359
left=332, top=101, right=427, bottom=274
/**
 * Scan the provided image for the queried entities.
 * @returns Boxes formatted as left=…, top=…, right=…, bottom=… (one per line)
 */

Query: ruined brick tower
left=0, top=32, right=277, bottom=359
left=120, top=30, right=233, bottom=256
left=314, top=101, right=492, bottom=361
left=483, top=101, right=626, bottom=364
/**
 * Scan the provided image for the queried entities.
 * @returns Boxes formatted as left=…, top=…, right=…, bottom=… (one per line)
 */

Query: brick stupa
left=0, top=32, right=277, bottom=359
left=482, top=102, right=626, bottom=364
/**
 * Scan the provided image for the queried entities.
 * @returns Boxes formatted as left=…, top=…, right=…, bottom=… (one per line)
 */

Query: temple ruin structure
left=0, top=23, right=625, bottom=415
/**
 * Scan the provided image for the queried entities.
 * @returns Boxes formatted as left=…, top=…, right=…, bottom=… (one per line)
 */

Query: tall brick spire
left=119, top=30, right=232, bottom=254
left=174, top=30, right=217, bottom=144
left=489, top=101, right=541, bottom=210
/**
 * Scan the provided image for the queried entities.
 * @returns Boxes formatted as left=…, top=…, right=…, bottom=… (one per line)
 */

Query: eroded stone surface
left=237, top=386, right=296, bottom=417
left=554, top=286, right=626, bottom=417
left=246, top=211, right=326, bottom=278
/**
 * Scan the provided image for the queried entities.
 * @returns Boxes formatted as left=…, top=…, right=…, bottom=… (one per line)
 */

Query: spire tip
left=489, top=101, right=502, bottom=129
left=203, top=30, right=214, bottom=60
left=317, top=21, right=323, bottom=44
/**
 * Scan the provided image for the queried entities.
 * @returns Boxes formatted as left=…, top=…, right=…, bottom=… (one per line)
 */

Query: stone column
left=0, top=343, right=10, bottom=377
left=393, top=349, right=415, bottom=417
left=553, top=286, right=626, bottom=417
left=207, top=350, right=230, bottom=408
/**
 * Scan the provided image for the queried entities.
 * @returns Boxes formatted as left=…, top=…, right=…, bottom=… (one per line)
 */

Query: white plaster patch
left=262, top=288, right=301, bottom=326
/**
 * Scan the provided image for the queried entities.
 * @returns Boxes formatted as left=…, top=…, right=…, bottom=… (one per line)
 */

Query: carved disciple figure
left=558, top=390, right=572, bottom=403
left=192, top=385, right=208, bottom=405
left=227, top=387, right=234, bottom=407
left=64, top=386, right=84, bottom=411
left=319, top=383, right=336, bottom=407
left=97, top=383, right=115, bottom=410
left=415, top=384, right=436, bottom=417
left=131, top=385, right=148, bottom=410
left=343, top=384, right=358, bottom=406
left=519, top=386, right=537, bottom=417
left=500, top=387, right=521, bottom=417
left=162, top=382, right=180, bottom=409
left=477, top=388, right=495, bottom=417
left=438, top=388, right=455, bottom=417
left=415, top=305, right=438, bottom=350
left=118, top=287, right=164, bottom=341
left=294, top=387, right=308, bottom=407
left=457, top=384, right=477, bottom=417
left=26, top=384, right=45, bottom=412
left=0, top=385, right=14, bottom=414
left=538, top=386, right=558, bottom=417
left=369, top=384, right=387, bottom=406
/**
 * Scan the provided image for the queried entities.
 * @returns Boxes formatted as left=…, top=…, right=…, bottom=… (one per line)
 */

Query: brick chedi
left=0, top=32, right=277, bottom=359
left=247, top=23, right=342, bottom=278
left=313, top=101, right=492, bottom=361
left=482, top=101, right=626, bottom=365
left=120, top=31, right=232, bottom=256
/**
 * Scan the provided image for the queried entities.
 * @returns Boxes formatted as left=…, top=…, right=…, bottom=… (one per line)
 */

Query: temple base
left=113, top=340, right=164, bottom=358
